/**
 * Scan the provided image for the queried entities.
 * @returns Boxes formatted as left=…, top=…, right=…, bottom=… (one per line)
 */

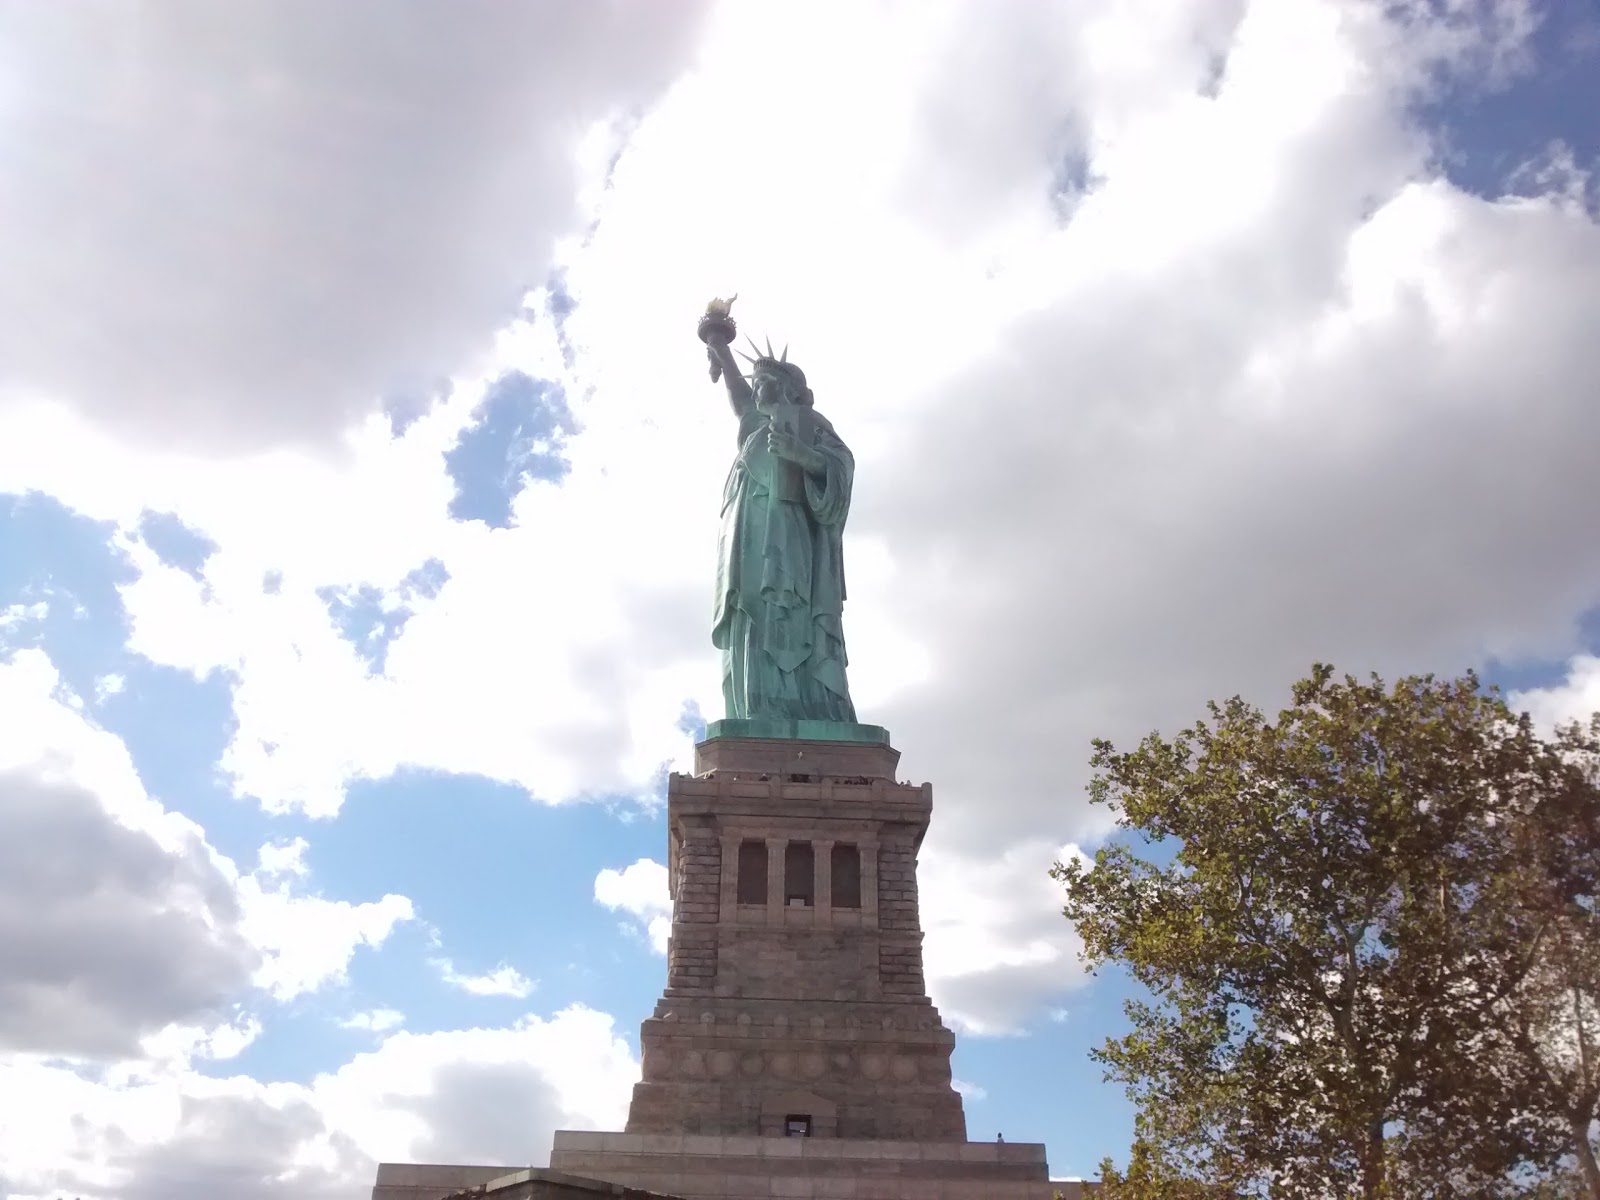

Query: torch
left=698, top=294, right=738, bottom=382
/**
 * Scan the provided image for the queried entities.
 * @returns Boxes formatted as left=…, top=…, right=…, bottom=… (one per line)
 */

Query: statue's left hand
left=768, top=428, right=822, bottom=473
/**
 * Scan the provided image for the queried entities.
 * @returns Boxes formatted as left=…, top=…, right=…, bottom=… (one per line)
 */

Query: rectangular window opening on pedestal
left=785, top=840, right=815, bottom=906
left=785, top=1114, right=812, bottom=1138
left=830, top=843, right=861, bottom=909
left=737, top=839, right=767, bottom=906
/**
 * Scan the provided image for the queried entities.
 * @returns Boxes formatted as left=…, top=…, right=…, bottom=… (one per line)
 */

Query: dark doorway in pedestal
left=737, top=839, right=767, bottom=905
left=830, top=843, right=861, bottom=908
left=785, top=1114, right=812, bottom=1138
left=784, top=840, right=814, bottom=906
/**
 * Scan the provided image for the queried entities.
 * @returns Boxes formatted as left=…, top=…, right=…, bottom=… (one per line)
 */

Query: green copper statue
left=697, top=297, right=858, bottom=725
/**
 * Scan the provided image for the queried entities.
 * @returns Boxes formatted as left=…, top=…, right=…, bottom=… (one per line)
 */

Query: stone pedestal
left=372, top=733, right=1085, bottom=1200
left=625, top=733, right=964, bottom=1142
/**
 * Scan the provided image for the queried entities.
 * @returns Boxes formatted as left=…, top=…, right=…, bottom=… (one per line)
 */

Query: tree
left=1477, top=779, right=1600, bottom=1196
left=1054, top=665, right=1600, bottom=1198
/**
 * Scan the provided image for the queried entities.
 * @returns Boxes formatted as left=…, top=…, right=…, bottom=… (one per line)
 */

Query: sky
left=1, top=0, right=1599, bottom=1195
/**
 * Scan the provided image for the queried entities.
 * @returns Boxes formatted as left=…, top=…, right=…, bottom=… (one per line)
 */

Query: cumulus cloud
left=435, top=960, right=536, bottom=1000
left=340, top=1008, right=406, bottom=1035
left=0, top=771, right=257, bottom=1057
left=256, top=837, right=310, bottom=880
left=922, top=841, right=1092, bottom=1036
left=64, top=368, right=710, bottom=817
left=140, top=1016, right=264, bottom=1070
left=0, top=648, right=414, bottom=1055
left=0, top=0, right=714, bottom=452
left=242, top=876, right=413, bottom=1002
left=0, top=999, right=636, bottom=1200
left=594, top=858, right=672, bottom=954
left=1512, top=655, right=1600, bottom=731
left=0, top=650, right=258, bottom=1056
left=0, top=1060, right=371, bottom=1200
left=0, top=599, right=48, bottom=635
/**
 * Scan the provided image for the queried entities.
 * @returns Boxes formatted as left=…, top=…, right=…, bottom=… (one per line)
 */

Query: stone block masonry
left=623, top=735, right=968, bottom=1144
left=371, top=1163, right=683, bottom=1200
left=547, top=1132, right=1094, bottom=1200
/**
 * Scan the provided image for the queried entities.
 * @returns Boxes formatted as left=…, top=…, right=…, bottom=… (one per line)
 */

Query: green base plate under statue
left=702, top=718, right=891, bottom=745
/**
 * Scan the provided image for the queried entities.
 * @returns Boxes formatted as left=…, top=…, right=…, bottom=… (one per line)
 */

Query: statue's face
left=753, top=370, right=789, bottom=412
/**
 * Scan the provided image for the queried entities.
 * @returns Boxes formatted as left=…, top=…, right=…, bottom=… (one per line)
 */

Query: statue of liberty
left=697, top=297, right=858, bottom=725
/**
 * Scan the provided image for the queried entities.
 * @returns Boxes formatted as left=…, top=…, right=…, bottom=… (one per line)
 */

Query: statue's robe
left=712, top=401, right=857, bottom=723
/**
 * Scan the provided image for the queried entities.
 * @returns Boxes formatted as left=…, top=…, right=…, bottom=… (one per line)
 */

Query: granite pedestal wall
left=623, top=731, right=965, bottom=1142
left=547, top=732, right=1077, bottom=1199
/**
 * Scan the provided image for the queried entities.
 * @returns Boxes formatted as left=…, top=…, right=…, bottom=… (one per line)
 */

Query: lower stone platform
left=370, top=1162, right=681, bottom=1199
left=547, top=1130, right=1091, bottom=1199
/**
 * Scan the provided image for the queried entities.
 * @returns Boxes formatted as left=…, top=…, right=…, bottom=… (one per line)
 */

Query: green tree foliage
left=1054, top=665, right=1600, bottom=1198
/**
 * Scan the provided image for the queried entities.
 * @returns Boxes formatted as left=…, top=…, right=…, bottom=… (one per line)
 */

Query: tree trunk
left=1360, top=1120, right=1387, bottom=1198
left=1573, top=1115, right=1600, bottom=1200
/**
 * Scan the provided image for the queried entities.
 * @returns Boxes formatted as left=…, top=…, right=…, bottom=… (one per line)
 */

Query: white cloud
left=242, top=879, right=414, bottom=1003
left=1511, top=655, right=1600, bottom=732
left=0, top=599, right=47, bottom=634
left=0, top=0, right=713, bottom=452
left=314, top=1005, right=636, bottom=1165
left=44, top=343, right=710, bottom=818
left=594, top=858, right=672, bottom=954
left=0, top=646, right=415, bottom=1053
left=953, top=1078, right=988, bottom=1102
left=921, top=841, right=1092, bottom=1036
left=256, top=837, right=311, bottom=880
left=339, top=1009, right=406, bottom=1035
left=0, top=649, right=258, bottom=1055
left=141, top=1016, right=264, bottom=1069
left=0, top=1003, right=637, bottom=1200
left=435, top=960, right=535, bottom=1000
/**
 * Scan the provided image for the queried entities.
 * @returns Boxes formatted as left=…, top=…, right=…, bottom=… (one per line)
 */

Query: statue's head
left=738, top=336, right=813, bottom=409
left=750, top=358, right=812, bottom=409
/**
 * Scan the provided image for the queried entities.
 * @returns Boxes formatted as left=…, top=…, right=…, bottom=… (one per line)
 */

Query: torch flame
left=705, top=294, right=738, bottom=317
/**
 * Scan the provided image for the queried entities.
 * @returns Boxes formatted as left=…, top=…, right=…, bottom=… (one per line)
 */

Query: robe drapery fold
left=712, top=402, right=857, bottom=723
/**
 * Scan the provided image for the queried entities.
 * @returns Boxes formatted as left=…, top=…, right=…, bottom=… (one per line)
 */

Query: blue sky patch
left=401, top=558, right=450, bottom=601
left=1415, top=6, right=1600, bottom=205
left=317, top=560, right=447, bottom=673
left=445, top=370, right=576, bottom=528
left=137, top=509, right=219, bottom=581
left=0, top=492, right=137, bottom=691
left=319, top=583, right=412, bottom=674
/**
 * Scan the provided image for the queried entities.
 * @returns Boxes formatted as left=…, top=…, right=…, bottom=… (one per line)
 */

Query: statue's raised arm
left=698, top=296, right=752, bottom=416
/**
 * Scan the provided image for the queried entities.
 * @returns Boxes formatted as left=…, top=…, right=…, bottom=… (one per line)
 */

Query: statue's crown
left=737, top=336, right=798, bottom=377
left=735, top=336, right=810, bottom=399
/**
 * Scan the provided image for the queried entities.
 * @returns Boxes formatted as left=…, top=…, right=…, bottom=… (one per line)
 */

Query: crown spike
left=744, top=335, right=764, bottom=360
left=735, top=349, right=756, bottom=365
left=780, top=344, right=788, bottom=362
left=765, top=336, right=775, bottom=359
